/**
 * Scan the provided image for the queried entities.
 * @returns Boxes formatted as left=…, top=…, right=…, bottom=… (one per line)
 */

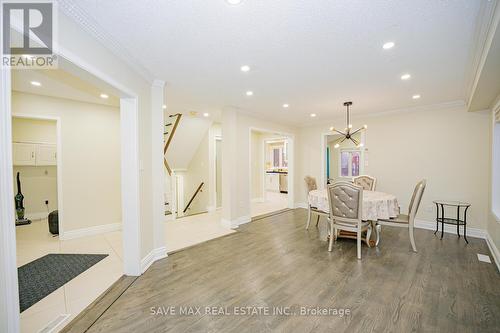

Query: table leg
left=464, top=206, right=469, bottom=244
left=456, top=206, right=460, bottom=238
left=434, top=203, right=439, bottom=235
left=375, top=223, right=381, bottom=246
left=440, top=204, right=445, bottom=239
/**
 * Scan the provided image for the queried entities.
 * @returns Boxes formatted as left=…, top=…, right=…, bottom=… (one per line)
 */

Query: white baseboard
left=207, top=205, right=216, bottom=212
left=141, top=246, right=168, bottom=273
left=25, top=211, right=48, bottom=221
left=295, top=202, right=308, bottom=209
left=60, top=222, right=121, bottom=240
left=485, top=232, right=500, bottom=273
left=251, top=198, right=265, bottom=203
left=414, top=219, right=486, bottom=239
left=221, top=215, right=251, bottom=229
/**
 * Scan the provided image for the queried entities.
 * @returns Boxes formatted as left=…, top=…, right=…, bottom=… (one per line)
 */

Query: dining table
left=308, top=189, right=400, bottom=245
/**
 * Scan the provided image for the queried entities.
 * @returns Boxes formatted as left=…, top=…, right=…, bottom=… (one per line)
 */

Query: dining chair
left=353, top=175, right=377, bottom=191
left=327, top=181, right=372, bottom=259
left=304, top=176, right=329, bottom=229
left=376, top=179, right=426, bottom=252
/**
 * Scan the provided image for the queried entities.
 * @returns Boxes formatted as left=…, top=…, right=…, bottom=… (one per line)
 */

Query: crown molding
left=58, top=0, right=155, bottom=84
left=299, top=100, right=466, bottom=128
left=465, top=0, right=500, bottom=109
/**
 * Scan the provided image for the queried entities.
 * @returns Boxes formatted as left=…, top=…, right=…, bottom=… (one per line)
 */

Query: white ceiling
left=65, top=0, right=483, bottom=125
left=12, top=68, right=120, bottom=107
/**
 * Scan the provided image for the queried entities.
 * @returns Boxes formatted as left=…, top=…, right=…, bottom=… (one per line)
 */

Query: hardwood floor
left=65, top=209, right=500, bottom=333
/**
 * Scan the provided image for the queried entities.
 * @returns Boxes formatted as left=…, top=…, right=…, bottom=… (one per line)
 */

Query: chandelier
left=329, top=101, right=367, bottom=148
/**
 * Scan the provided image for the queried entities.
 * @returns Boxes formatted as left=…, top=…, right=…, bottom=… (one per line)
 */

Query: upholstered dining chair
left=353, top=175, right=377, bottom=191
left=327, top=181, right=372, bottom=259
left=304, top=176, right=329, bottom=229
left=376, top=180, right=426, bottom=252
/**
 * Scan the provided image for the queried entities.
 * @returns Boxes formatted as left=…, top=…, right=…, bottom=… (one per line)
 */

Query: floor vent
left=477, top=253, right=492, bottom=263
left=39, top=314, right=70, bottom=333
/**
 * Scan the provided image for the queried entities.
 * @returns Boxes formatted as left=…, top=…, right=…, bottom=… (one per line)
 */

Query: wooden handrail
left=163, top=113, right=182, bottom=175
left=183, top=182, right=204, bottom=213
left=164, top=113, right=182, bottom=154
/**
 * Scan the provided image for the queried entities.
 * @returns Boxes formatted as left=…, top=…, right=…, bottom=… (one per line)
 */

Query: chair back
left=327, top=181, right=363, bottom=226
left=353, top=175, right=377, bottom=191
left=408, top=180, right=426, bottom=221
left=304, top=176, right=318, bottom=192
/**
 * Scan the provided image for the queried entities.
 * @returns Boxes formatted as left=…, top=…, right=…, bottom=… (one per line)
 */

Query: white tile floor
left=16, top=219, right=123, bottom=333
left=250, top=191, right=289, bottom=217
left=165, top=210, right=235, bottom=253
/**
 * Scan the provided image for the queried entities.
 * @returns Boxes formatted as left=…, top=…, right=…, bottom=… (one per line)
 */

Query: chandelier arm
left=350, top=137, right=359, bottom=146
left=331, top=129, right=346, bottom=136
left=350, top=127, right=365, bottom=136
left=339, top=136, right=348, bottom=144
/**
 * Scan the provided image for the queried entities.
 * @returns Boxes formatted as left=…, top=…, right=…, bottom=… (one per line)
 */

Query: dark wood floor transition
left=64, top=209, right=500, bottom=333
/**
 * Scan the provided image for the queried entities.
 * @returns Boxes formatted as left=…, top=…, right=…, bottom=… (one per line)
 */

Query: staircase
left=164, top=113, right=182, bottom=215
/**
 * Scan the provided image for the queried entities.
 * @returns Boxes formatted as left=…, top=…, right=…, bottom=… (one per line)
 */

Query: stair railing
left=163, top=113, right=182, bottom=175
left=183, top=182, right=204, bottom=213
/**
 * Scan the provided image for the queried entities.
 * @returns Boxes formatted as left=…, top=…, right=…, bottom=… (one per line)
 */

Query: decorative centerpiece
left=15, top=172, right=31, bottom=226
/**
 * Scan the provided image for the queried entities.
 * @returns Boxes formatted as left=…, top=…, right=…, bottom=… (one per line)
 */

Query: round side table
left=433, top=200, right=471, bottom=243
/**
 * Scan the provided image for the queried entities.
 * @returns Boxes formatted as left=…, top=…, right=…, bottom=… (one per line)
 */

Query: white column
left=151, top=80, right=167, bottom=254
left=221, top=109, right=239, bottom=228
left=0, top=60, right=21, bottom=333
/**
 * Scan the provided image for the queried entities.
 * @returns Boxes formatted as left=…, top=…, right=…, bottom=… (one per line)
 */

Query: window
left=273, top=148, right=280, bottom=168
left=339, top=149, right=362, bottom=178
left=269, top=142, right=288, bottom=169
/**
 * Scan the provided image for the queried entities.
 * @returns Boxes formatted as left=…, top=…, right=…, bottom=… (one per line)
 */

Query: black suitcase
left=48, top=210, right=59, bottom=235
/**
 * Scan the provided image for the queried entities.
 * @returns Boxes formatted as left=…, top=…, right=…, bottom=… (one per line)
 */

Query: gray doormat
left=18, top=253, right=108, bottom=312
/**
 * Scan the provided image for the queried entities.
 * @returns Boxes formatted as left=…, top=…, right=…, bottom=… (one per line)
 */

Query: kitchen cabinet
left=265, top=173, right=280, bottom=192
left=12, top=143, right=36, bottom=166
left=36, top=144, right=57, bottom=166
left=13, top=142, right=57, bottom=166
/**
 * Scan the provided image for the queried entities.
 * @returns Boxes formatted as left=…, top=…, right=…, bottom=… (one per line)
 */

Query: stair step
left=165, top=123, right=172, bottom=127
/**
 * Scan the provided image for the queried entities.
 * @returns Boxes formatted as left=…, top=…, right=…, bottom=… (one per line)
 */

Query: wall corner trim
left=221, top=216, right=251, bottom=229
left=485, top=232, right=500, bottom=273
left=141, top=246, right=168, bottom=274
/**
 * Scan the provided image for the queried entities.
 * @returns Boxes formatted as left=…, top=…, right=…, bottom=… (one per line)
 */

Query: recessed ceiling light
left=412, top=94, right=421, bottom=99
left=100, top=93, right=109, bottom=99
left=310, top=113, right=317, bottom=118
left=30, top=81, right=41, bottom=86
left=246, top=91, right=254, bottom=96
left=240, top=65, right=250, bottom=72
left=283, top=104, right=289, bottom=108
left=383, top=42, right=395, bottom=49
left=226, top=0, right=242, bottom=4
left=203, top=112, right=210, bottom=117
left=401, top=73, right=411, bottom=80
left=162, top=104, right=167, bottom=109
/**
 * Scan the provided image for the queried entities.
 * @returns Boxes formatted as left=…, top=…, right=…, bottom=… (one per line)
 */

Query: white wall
left=12, top=118, right=58, bottom=217
left=183, top=126, right=210, bottom=214
left=12, top=92, right=122, bottom=232
left=56, top=12, right=160, bottom=258
left=222, top=110, right=297, bottom=226
left=297, top=104, right=490, bottom=229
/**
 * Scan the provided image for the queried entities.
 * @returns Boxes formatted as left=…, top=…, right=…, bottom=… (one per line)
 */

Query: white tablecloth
left=308, top=189, right=399, bottom=221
